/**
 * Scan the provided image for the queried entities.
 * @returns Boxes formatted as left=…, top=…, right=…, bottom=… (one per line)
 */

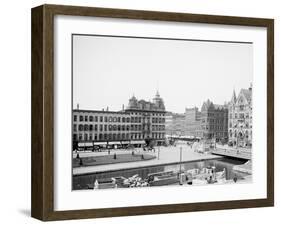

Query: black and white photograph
left=72, top=34, right=253, bottom=190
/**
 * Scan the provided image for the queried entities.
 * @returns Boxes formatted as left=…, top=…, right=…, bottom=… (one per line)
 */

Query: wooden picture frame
left=31, top=4, right=274, bottom=221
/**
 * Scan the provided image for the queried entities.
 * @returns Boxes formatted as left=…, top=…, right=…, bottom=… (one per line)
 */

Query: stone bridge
left=211, top=147, right=252, bottom=160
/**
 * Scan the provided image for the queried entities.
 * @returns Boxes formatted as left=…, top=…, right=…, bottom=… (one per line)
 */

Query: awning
left=130, top=140, right=146, bottom=144
left=108, top=141, right=121, bottom=145
left=78, top=142, right=93, bottom=147
left=121, top=141, right=130, bottom=144
left=93, top=142, right=107, bottom=145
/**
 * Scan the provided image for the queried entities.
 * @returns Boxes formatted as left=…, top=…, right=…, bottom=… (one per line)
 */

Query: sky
left=73, top=35, right=253, bottom=113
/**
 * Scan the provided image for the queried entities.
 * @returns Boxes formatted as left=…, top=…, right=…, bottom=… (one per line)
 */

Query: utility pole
left=179, top=147, right=182, bottom=173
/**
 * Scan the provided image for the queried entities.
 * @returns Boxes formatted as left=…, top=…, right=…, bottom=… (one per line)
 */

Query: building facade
left=72, top=110, right=131, bottom=144
left=72, top=91, right=166, bottom=147
left=185, top=107, right=202, bottom=138
left=185, top=100, right=228, bottom=142
left=228, top=85, right=252, bottom=147
left=125, top=91, right=166, bottom=145
left=165, top=112, right=186, bottom=136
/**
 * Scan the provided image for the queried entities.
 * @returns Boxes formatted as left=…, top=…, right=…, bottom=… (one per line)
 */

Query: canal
left=73, top=157, right=250, bottom=190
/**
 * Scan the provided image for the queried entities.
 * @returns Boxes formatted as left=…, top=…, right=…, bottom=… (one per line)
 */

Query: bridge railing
left=212, top=148, right=252, bottom=160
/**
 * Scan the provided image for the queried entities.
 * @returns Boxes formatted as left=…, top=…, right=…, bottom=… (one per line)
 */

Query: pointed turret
left=153, top=90, right=165, bottom=110
left=231, top=89, right=237, bottom=104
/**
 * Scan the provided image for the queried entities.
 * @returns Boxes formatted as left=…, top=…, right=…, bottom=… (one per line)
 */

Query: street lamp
left=179, top=147, right=183, bottom=173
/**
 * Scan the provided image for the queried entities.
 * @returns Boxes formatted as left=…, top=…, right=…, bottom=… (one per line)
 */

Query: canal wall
left=73, top=155, right=223, bottom=176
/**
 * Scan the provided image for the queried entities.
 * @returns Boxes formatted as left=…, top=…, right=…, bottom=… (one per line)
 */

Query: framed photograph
left=31, top=4, right=274, bottom=221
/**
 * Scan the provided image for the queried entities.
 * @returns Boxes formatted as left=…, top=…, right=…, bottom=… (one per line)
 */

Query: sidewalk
left=73, top=145, right=222, bottom=176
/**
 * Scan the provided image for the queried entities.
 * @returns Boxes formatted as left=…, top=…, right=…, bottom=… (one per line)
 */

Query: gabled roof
left=201, top=99, right=214, bottom=111
left=238, top=88, right=252, bottom=104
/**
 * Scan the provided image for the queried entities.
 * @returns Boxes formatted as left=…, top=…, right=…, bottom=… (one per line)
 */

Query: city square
left=72, top=35, right=253, bottom=190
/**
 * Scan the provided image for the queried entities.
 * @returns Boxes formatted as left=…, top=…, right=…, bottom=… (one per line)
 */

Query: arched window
left=89, top=116, right=93, bottom=121
left=245, top=130, right=249, bottom=138
left=79, top=125, right=83, bottom=131
left=84, top=124, right=88, bottom=131
left=89, top=125, right=93, bottom=131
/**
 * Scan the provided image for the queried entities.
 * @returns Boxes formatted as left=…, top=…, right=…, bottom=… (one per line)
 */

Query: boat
left=94, top=178, right=117, bottom=189
left=122, top=174, right=149, bottom=188
left=112, top=176, right=130, bottom=188
left=147, top=171, right=179, bottom=186
left=185, top=167, right=226, bottom=185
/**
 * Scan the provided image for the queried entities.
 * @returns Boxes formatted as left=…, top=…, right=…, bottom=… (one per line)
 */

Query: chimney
left=122, top=104, right=124, bottom=111
left=106, top=106, right=109, bottom=111
left=77, top=103, right=79, bottom=110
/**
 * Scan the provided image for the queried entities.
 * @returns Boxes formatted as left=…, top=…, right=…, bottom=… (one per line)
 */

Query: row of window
left=130, top=112, right=165, bottom=117
left=74, top=115, right=166, bottom=124
left=74, top=115, right=131, bottom=123
left=74, top=124, right=130, bottom=132
left=202, top=118, right=225, bottom=123
left=73, top=132, right=165, bottom=141
left=229, top=105, right=251, bottom=111
left=229, top=113, right=251, bottom=119
left=202, top=125, right=226, bottom=130
left=229, top=130, right=252, bottom=138
left=152, top=125, right=165, bottom=131
left=229, top=122, right=251, bottom=128
left=152, top=118, right=165, bottom=123
left=204, top=112, right=227, bottom=117
left=205, top=132, right=228, bottom=138
left=74, top=123, right=166, bottom=132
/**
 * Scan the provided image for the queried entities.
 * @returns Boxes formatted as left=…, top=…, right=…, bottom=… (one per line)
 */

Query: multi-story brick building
left=165, top=112, right=186, bottom=136
left=125, top=91, right=166, bottom=145
left=228, top=85, right=252, bottom=147
left=185, top=100, right=228, bottom=142
left=72, top=110, right=131, bottom=147
left=72, top=91, right=166, bottom=149
left=185, top=107, right=202, bottom=138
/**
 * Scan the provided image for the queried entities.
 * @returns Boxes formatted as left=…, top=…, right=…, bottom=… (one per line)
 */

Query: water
left=73, top=158, right=249, bottom=190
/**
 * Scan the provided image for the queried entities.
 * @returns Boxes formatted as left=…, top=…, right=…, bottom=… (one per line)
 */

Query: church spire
left=231, top=89, right=237, bottom=103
